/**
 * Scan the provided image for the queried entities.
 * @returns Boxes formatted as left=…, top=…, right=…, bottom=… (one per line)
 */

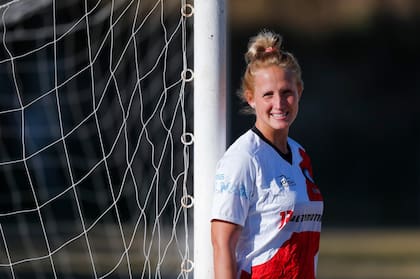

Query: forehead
left=253, top=65, right=296, bottom=81
left=253, top=65, right=297, bottom=85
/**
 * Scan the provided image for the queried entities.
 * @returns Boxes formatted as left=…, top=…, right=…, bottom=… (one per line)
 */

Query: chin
left=270, top=125, right=290, bottom=132
left=271, top=121, right=291, bottom=130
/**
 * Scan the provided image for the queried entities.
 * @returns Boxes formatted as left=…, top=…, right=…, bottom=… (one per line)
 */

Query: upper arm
left=211, top=220, right=242, bottom=278
left=211, top=219, right=242, bottom=251
left=212, top=153, right=256, bottom=226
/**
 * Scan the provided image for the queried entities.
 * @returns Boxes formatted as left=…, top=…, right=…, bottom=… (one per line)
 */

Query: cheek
left=288, top=95, right=299, bottom=107
left=255, top=99, right=270, bottom=111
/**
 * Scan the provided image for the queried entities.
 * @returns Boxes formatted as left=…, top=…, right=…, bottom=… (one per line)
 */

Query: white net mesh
left=0, top=0, right=193, bottom=278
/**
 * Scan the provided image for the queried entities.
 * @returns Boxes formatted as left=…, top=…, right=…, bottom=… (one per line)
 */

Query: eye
left=281, top=90, right=294, bottom=97
left=263, top=91, right=273, bottom=98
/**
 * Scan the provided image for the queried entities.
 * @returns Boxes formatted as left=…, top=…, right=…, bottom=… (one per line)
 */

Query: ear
left=297, top=82, right=303, bottom=100
left=245, top=90, right=255, bottom=108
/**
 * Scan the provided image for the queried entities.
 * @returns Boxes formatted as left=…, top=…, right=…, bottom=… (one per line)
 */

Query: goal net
left=0, top=0, right=194, bottom=278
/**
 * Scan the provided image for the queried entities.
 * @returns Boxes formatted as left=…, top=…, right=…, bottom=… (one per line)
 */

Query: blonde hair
left=239, top=30, right=303, bottom=112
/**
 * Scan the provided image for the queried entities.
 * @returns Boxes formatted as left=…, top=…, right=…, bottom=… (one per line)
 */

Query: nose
left=273, top=93, right=285, bottom=109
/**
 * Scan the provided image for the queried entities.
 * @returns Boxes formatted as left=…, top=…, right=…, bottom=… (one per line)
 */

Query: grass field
left=318, top=228, right=420, bottom=279
left=3, top=225, right=419, bottom=278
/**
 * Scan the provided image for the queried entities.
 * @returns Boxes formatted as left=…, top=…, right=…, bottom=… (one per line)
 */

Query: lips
left=271, top=112, right=288, bottom=119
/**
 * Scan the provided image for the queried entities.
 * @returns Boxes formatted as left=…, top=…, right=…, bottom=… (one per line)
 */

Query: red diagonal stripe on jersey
left=250, top=231, right=320, bottom=279
left=299, top=148, right=323, bottom=201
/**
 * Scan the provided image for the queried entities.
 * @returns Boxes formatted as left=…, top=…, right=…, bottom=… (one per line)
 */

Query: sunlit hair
left=239, top=30, right=303, bottom=114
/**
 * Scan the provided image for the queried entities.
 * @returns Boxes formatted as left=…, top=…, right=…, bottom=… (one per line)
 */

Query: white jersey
left=211, top=128, right=323, bottom=279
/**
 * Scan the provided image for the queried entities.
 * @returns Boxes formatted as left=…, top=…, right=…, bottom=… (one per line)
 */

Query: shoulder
left=287, top=137, right=309, bottom=156
left=223, top=130, right=261, bottom=158
left=217, top=130, right=261, bottom=176
left=287, top=137, right=304, bottom=150
left=288, top=137, right=316, bottom=167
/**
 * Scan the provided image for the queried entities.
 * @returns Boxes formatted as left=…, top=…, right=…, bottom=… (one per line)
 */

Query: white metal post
left=194, top=0, right=227, bottom=278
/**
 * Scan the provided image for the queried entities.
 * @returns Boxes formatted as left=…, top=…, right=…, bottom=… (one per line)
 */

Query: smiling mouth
left=271, top=112, right=288, bottom=119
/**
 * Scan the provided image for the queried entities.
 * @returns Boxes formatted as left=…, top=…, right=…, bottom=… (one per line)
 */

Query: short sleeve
left=211, top=152, right=256, bottom=227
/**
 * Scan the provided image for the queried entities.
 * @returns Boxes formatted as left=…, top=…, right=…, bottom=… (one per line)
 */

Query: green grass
left=318, top=228, right=420, bottom=279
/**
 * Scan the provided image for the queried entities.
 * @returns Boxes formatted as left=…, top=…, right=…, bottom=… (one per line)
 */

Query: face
left=246, top=65, right=302, bottom=139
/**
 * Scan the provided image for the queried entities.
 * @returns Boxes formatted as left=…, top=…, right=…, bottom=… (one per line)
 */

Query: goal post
left=0, top=0, right=227, bottom=278
left=193, top=0, right=227, bottom=278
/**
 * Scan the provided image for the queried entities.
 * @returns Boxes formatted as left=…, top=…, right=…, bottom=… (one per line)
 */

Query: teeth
left=271, top=113, right=287, bottom=118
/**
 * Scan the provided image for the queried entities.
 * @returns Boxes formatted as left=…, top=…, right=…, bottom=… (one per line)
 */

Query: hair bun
left=245, top=30, right=282, bottom=64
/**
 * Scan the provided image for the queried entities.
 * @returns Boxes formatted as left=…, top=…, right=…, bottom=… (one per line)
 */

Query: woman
left=211, top=30, right=324, bottom=279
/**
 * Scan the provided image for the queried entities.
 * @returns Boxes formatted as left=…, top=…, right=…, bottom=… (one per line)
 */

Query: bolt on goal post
left=193, top=0, right=227, bottom=278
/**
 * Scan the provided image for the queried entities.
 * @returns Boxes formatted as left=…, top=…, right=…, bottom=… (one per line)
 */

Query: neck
left=254, top=124, right=289, bottom=154
left=273, top=137, right=289, bottom=154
